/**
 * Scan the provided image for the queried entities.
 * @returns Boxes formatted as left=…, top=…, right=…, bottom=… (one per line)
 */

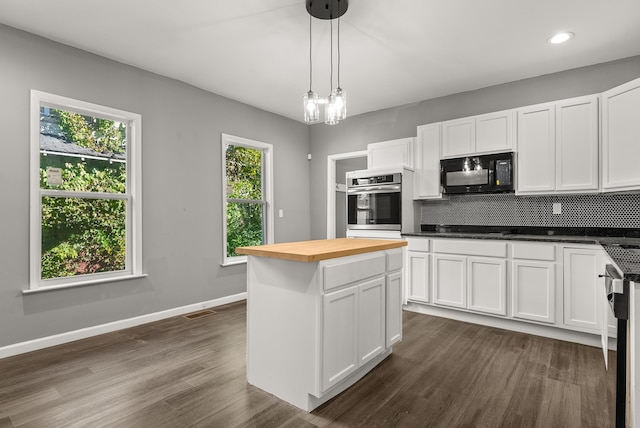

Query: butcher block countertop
left=235, top=238, right=407, bottom=263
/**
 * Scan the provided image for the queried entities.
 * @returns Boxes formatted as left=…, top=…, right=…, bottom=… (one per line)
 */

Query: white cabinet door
left=467, top=257, right=507, bottom=316
left=367, top=137, right=414, bottom=170
left=476, top=110, right=513, bottom=154
left=563, top=248, right=604, bottom=334
left=441, top=118, right=475, bottom=158
left=358, top=277, right=386, bottom=366
left=433, top=254, right=467, bottom=308
left=386, top=271, right=403, bottom=347
left=407, top=251, right=430, bottom=303
left=415, top=123, right=442, bottom=199
left=602, top=77, right=640, bottom=192
left=516, top=103, right=556, bottom=194
left=322, top=284, right=358, bottom=391
left=555, top=95, right=599, bottom=192
left=511, top=260, right=556, bottom=324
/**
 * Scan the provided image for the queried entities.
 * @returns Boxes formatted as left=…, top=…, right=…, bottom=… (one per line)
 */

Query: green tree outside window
left=40, top=108, right=127, bottom=279
left=225, top=145, right=265, bottom=257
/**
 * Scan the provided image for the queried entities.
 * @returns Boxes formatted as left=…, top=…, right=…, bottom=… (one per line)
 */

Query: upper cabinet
left=476, top=110, right=514, bottom=154
left=441, top=110, right=513, bottom=158
left=555, top=96, right=599, bottom=192
left=516, top=95, right=599, bottom=195
left=411, top=77, right=639, bottom=198
left=516, top=102, right=556, bottom=193
left=441, top=118, right=475, bottom=157
left=414, top=123, right=442, bottom=199
left=602, top=77, right=640, bottom=192
left=367, top=137, right=414, bottom=170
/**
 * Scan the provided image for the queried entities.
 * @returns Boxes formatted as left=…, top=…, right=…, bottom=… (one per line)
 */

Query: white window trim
left=28, top=90, right=143, bottom=291
left=221, top=133, right=274, bottom=266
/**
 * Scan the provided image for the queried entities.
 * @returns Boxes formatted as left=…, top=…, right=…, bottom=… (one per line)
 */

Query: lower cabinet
left=407, top=251, right=430, bottom=303
left=322, top=275, right=388, bottom=392
left=322, top=284, right=359, bottom=391
left=358, top=277, right=386, bottom=366
left=433, top=254, right=467, bottom=308
left=386, top=271, right=404, bottom=347
left=562, top=247, right=607, bottom=334
left=511, top=260, right=556, bottom=324
left=468, top=257, right=507, bottom=316
left=407, top=237, right=614, bottom=340
left=433, top=253, right=506, bottom=316
left=321, top=249, right=404, bottom=394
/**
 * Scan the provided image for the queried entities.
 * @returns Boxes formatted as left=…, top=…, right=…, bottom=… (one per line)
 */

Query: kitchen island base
left=241, top=239, right=406, bottom=412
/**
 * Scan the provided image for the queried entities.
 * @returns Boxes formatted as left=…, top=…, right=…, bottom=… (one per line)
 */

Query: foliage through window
left=222, top=134, right=273, bottom=264
left=30, top=91, right=142, bottom=289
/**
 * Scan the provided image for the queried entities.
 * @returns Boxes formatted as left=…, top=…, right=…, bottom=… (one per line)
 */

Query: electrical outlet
left=278, top=209, right=284, bottom=218
left=552, top=203, right=562, bottom=215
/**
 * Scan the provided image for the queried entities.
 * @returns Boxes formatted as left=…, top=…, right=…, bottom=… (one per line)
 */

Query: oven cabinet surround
left=441, top=109, right=514, bottom=158
left=405, top=237, right=612, bottom=342
left=239, top=239, right=406, bottom=412
left=367, top=137, right=415, bottom=170
left=516, top=95, right=600, bottom=195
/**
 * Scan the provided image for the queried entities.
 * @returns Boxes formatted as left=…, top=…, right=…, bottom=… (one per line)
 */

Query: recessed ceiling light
left=548, top=32, right=574, bottom=44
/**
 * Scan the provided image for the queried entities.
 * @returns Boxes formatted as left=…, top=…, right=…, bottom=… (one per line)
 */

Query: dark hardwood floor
left=0, top=301, right=616, bottom=427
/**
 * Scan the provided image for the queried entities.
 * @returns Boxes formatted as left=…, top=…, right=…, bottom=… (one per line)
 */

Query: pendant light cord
left=337, top=15, right=341, bottom=89
left=308, top=14, right=313, bottom=92
left=330, top=17, right=334, bottom=92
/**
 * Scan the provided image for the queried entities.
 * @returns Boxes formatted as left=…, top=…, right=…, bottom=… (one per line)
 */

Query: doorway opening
left=326, top=151, right=367, bottom=238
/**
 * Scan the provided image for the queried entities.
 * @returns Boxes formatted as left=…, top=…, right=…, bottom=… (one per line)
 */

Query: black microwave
left=440, top=152, right=514, bottom=194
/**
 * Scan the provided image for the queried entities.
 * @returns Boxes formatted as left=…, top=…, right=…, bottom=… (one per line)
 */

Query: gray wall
left=309, top=55, right=640, bottom=239
left=0, top=24, right=310, bottom=348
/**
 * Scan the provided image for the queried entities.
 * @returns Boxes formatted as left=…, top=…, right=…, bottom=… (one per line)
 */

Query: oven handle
left=347, top=185, right=401, bottom=194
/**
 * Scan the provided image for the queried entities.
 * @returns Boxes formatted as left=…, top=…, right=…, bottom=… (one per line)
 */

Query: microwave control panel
left=495, top=160, right=512, bottom=185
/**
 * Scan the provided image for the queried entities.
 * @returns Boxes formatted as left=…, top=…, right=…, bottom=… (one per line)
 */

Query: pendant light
left=333, top=14, right=346, bottom=121
left=325, top=16, right=339, bottom=125
left=303, top=0, right=348, bottom=125
left=303, top=13, right=319, bottom=122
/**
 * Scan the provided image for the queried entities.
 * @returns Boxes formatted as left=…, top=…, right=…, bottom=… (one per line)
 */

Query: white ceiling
left=1, top=0, right=639, bottom=123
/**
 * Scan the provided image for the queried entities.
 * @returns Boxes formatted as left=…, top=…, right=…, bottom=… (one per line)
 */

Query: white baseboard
left=0, top=292, right=247, bottom=360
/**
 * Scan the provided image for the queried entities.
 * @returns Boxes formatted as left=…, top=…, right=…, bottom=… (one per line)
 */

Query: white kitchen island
left=236, top=238, right=407, bottom=412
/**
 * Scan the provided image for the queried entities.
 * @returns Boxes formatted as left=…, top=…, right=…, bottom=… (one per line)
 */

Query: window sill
left=221, top=258, right=247, bottom=267
left=22, top=274, right=148, bottom=295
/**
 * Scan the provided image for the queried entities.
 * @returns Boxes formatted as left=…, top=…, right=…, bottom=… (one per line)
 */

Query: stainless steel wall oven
left=347, top=172, right=402, bottom=231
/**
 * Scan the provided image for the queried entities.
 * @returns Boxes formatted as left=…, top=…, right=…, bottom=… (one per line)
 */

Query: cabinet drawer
left=432, top=239, right=507, bottom=258
left=407, top=238, right=430, bottom=252
left=323, top=254, right=386, bottom=292
left=511, top=243, right=556, bottom=261
left=386, top=250, right=403, bottom=272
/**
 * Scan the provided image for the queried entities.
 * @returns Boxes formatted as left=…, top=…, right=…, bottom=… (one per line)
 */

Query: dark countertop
left=403, top=225, right=640, bottom=282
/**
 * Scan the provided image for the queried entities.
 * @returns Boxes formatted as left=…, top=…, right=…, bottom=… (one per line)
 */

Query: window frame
left=221, top=133, right=274, bottom=266
left=28, top=90, right=143, bottom=291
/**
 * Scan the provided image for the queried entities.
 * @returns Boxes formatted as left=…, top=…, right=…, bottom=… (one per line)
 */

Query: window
left=221, top=134, right=273, bottom=265
left=29, top=90, right=142, bottom=290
